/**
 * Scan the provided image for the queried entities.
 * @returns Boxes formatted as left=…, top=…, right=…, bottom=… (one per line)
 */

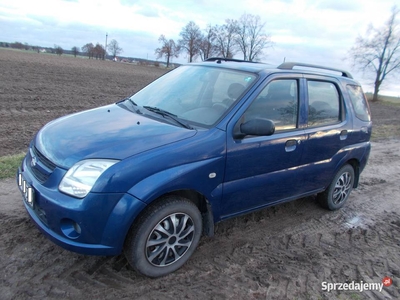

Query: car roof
left=188, top=58, right=355, bottom=81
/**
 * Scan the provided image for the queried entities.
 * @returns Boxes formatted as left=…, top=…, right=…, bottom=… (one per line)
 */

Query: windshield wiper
left=143, top=106, right=193, bottom=129
left=123, top=98, right=143, bottom=115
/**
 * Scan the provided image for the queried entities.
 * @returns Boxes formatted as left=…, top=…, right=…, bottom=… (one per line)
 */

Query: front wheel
left=124, top=196, right=202, bottom=278
left=318, top=164, right=355, bottom=210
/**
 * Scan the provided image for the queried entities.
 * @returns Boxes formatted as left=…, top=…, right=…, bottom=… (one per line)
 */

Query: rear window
left=346, top=85, right=371, bottom=122
left=307, top=81, right=340, bottom=127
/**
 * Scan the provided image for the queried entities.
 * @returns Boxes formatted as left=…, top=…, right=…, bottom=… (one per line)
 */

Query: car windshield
left=127, top=65, right=257, bottom=127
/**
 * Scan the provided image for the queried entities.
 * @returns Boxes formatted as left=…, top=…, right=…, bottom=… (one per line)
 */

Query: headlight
left=59, top=159, right=118, bottom=198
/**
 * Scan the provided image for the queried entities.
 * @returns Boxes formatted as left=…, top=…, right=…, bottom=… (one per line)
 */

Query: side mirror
left=240, top=118, right=275, bottom=136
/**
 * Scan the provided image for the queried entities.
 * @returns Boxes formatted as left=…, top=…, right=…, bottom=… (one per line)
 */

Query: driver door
left=222, top=77, right=306, bottom=218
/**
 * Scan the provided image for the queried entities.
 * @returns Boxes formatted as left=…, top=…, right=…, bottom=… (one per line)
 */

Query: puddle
left=343, top=214, right=372, bottom=229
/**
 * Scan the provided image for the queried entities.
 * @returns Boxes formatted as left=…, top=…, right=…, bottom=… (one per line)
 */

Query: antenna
left=104, top=33, right=108, bottom=60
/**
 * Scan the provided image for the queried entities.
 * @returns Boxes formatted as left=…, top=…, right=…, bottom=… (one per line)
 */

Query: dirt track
left=1, top=49, right=400, bottom=299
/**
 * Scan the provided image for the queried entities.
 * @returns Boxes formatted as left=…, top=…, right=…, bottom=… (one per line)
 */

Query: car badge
left=31, top=155, right=37, bottom=167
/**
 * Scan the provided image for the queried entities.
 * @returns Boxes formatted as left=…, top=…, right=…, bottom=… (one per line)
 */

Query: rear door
left=299, top=75, right=353, bottom=192
left=222, top=75, right=307, bottom=218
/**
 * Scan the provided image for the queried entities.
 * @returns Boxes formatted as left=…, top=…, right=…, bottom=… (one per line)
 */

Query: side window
left=307, top=81, right=340, bottom=127
left=243, top=79, right=298, bottom=131
left=346, top=85, right=371, bottom=122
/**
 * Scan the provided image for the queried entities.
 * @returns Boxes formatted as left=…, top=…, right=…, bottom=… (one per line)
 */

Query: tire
left=124, top=196, right=202, bottom=278
left=318, top=164, right=355, bottom=211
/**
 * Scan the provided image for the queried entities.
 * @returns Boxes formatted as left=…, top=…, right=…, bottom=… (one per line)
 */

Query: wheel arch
left=346, top=158, right=360, bottom=188
left=335, top=142, right=370, bottom=189
left=126, top=189, right=215, bottom=246
left=164, top=190, right=215, bottom=237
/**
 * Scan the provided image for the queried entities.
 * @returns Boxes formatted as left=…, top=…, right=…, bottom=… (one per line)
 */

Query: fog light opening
left=60, top=219, right=82, bottom=239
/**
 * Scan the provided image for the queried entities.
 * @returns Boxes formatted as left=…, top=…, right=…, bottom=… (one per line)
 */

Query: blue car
left=17, top=58, right=372, bottom=277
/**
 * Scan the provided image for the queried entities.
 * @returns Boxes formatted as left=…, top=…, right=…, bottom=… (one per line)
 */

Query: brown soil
left=1, top=49, right=399, bottom=299
left=0, top=49, right=166, bottom=157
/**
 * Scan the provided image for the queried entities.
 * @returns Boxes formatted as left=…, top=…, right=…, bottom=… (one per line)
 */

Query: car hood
left=35, top=104, right=197, bottom=169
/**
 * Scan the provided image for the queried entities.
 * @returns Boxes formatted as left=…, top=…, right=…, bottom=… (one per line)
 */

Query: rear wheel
left=318, top=164, right=355, bottom=210
left=124, top=196, right=202, bottom=278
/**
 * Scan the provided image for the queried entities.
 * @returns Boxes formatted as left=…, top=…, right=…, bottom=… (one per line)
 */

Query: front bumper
left=17, top=155, right=146, bottom=256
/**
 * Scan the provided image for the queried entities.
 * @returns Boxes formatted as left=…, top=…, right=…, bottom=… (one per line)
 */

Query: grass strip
left=0, top=153, right=25, bottom=179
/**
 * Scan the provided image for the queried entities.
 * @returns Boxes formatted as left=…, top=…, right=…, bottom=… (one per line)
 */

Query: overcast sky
left=0, top=0, right=399, bottom=96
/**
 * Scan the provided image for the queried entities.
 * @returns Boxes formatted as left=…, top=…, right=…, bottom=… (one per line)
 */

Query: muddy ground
left=0, top=49, right=399, bottom=299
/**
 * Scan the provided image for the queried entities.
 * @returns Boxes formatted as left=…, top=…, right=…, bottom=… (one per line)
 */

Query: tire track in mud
left=201, top=212, right=400, bottom=299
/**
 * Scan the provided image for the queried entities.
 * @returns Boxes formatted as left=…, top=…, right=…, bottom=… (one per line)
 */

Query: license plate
left=18, top=172, right=35, bottom=206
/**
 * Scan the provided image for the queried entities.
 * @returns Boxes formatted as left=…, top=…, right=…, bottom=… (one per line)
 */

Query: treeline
left=1, top=13, right=272, bottom=67
left=156, top=13, right=273, bottom=67
left=0, top=41, right=54, bottom=52
left=1, top=41, right=73, bottom=57
left=1, top=39, right=124, bottom=60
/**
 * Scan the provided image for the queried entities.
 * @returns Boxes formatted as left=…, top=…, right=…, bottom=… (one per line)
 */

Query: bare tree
left=108, top=39, right=123, bottom=59
left=54, top=45, right=63, bottom=56
left=236, top=14, right=273, bottom=61
left=214, top=19, right=239, bottom=59
left=71, top=46, right=80, bottom=57
left=82, top=43, right=94, bottom=59
left=155, top=35, right=180, bottom=67
left=199, top=24, right=219, bottom=61
left=179, top=21, right=202, bottom=62
left=350, top=7, right=400, bottom=101
left=93, top=43, right=106, bottom=60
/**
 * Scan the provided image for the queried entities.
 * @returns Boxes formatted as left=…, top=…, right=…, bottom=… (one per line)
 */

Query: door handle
left=361, top=126, right=368, bottom=134
left=285, top=139, right=297, bottom=152
left=340, top=130, right=348, bottom=140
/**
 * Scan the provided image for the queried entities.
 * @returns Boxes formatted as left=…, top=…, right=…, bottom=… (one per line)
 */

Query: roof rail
left=205, top=57, right=257, bottom=64
left=277, top=62, right=353, bottom=78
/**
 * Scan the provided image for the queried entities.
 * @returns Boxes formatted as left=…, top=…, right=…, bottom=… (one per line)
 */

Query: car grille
left=27, top=146, right=57, bottom=183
